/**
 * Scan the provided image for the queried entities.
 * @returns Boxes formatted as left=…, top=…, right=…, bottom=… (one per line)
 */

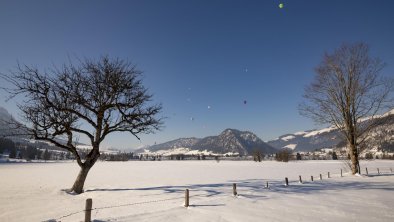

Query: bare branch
left=1, top=55, right=163, bottom=193
left=299, top=43, right=393, bottom=174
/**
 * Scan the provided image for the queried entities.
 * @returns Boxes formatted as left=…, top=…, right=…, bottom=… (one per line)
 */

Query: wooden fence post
left=366, top=167, right=368, bottom=175
left=184, top=189, right=189, bottom=207
left=377, top=168, right=380, bottom=175
left=391, top=168, right=392, bottom=173
left=85, top=198, right=92, bottom=222
left=341, top=169, right=343, bottom=177
left=319, top=174, right=322, bottom=180
left=311, top=176, right=313, bottom=181
left=285, top=177, right=289, bottom=186
left=327, top=172, right=330, bottom=178
left=299, top=175, right=302, bottom=184
left=233, top=183, right=237, bottom=196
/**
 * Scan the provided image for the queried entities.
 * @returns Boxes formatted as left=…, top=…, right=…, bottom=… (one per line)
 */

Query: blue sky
left=1, top=0, right=394, bottom=150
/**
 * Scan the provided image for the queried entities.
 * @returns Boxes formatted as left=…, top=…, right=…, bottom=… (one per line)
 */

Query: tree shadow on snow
left=365, top=173, right=393, bottom=178
left=85, top=183, right=229, bottom=197
left=246, top=176, right=394, bottom=195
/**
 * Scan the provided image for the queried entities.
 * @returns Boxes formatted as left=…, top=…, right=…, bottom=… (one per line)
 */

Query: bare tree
left=252, top=149, right=263, bottom=162
left=1, top=56, right=163, bottom=193
left=275, top=149, right=292, bottom=162
left=300, top=43, right=393, bottom=174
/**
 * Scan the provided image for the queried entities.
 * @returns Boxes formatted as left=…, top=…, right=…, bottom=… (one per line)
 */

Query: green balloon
left=279, top=3, right=284, bottom=8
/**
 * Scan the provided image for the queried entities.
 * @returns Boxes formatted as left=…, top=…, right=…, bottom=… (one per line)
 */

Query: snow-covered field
left=0, top=160, right=393, bottom=222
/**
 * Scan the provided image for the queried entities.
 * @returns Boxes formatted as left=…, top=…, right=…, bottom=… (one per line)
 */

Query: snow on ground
left=0, top=160, right=393, bottom=222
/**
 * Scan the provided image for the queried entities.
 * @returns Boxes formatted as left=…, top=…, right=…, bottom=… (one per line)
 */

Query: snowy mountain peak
left=221, top=128, right=241, bottom=136
left=136, top=129, right=276, bottom=155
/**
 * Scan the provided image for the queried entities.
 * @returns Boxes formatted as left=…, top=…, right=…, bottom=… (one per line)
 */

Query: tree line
left=0, top=138, right=138, bottom=162
left=0, top=138, right=71, bottom=161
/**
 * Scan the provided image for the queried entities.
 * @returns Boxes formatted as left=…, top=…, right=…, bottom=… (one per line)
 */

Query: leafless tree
left=300, top=43, right=393, bottom=174
left=252, top=149, right=263, bottom=162
left=1, top=56, right=163, bottom=194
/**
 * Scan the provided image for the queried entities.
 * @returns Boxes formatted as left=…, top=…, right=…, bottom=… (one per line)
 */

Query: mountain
left=0, top=106, right=89, bottom=151
left=143, top=137, right=201, bottom=152
left=0, top=107, right=29, bottom=138
left=267, top=127, right=343, bottom=152
left=0, top=107, right=11, bottom=118
left=0, top=107, right=11, bottom=136
left=267, top=109, right=394, bottom=154
left=136, top=129, right=277, bottom=156
left=194, top=129, right=276, bottom=155
left=0, top=106, right=14, bottom=124
left=358, top=113, right=394, bottom=153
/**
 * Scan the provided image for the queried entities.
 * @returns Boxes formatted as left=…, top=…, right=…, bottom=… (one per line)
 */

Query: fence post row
left=81, top=166, right=392, bottom=219
left=184, top=189, right=189, bottom=207
left=85, top=198, right=92, bottom=222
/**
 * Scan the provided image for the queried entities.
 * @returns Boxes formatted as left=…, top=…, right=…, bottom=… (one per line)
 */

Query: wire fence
left=54, top=195, right=185, bottom=221
left=50, top=166, right=393, bottom=222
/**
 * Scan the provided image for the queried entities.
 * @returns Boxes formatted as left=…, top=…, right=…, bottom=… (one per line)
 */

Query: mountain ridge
left=267, top=109, right=394, bottom=153
left=135, top=128, right=277, bottom=156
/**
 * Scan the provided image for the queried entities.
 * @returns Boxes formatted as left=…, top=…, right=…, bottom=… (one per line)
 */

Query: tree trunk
left=71, top=165, right=92, bottom=194
left=349, top=141, right=359, bottom=174
left=70, top=148, right=100, bottom=194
